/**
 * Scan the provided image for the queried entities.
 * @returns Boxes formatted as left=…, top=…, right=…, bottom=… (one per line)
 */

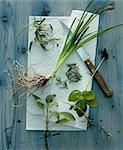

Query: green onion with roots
left=17, top=0, right=123, bottom=89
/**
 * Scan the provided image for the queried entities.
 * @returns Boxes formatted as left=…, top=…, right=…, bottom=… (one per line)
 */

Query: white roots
left=17, top=71, right=50, bottom=89
left=13, top=60, right=50, bottom=89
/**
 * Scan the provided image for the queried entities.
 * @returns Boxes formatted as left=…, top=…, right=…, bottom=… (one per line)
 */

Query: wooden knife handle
left=84, top=59, right=113, bottom=97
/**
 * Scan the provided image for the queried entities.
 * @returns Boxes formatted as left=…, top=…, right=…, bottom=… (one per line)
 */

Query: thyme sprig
left=66, top=63, right=82, bottom=82
left=56, top=77, right=68, bottom=89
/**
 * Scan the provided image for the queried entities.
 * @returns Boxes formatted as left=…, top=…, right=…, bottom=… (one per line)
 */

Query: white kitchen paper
left=26, top=10, right=99, bottom=131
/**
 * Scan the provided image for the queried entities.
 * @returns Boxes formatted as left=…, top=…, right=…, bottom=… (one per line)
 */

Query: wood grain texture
left=0, top=0, right=123, bottom=149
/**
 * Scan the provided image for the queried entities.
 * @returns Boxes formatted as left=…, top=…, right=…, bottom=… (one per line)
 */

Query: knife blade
left=60, top=20, right=113, bottom=97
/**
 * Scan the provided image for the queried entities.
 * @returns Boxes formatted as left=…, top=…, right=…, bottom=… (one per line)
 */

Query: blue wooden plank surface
left=0, top=0, right=123, bottom=149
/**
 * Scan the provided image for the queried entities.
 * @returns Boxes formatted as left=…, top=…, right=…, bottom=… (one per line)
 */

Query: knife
left=60, top=21, right=113, bottom=97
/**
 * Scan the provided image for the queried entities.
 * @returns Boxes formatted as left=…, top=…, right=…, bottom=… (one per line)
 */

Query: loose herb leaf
left=46, top=94, right=56, bottom=105
left=68, top=90, right=83, bottom=102
left=32, top=94, right=44, bottom=109
left=56, top=118, right=69, bottom=124
left=74, top=100, right=87, bottom=117
left=60, top=112, right=75, bottom=120
left=82, top=90, right=95, bottom=100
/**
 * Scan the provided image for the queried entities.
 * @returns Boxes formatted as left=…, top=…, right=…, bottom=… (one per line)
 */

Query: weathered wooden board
left=0, top=0, right=123, bottom=149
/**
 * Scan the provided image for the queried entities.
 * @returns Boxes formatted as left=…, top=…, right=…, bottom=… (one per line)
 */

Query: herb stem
left=44, top=107, right=49, bottom=150
left=88, top=119, right=112, bottom=138
left=45, top=107, right=49, bottom=133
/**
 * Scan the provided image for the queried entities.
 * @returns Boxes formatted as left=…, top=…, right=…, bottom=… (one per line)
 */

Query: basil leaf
left=32, top=94, right=44, bottom=109
left=74, top=100, right=87, bottom=117
left=32, top=94, right=41, bottom=101
left=56, top=118, right=69, bottom=124
left=68, top=90, right=83, bottom=102
left=46, top=94, right=56, bottom=105
left=82, top=90, right=95, bottom=100
left=60, top=112, right=75, bottom=120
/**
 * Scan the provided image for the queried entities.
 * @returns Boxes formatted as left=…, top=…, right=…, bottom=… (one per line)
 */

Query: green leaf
left=81, top=90, right=96, bottom=107
left=86, top=99, right=96, bottom=107
left=48, top=101, right=57, bottom=107
left=82, top=90, right=95, bottom=100
left=52, top=111, right=60, bottom=121
left=74, top=100, right=87, bottom=117
left=46, top=94, right=56, bottom=105
left=32, top=94, right=41, bottom=100
left=68, top=90, right=83, bottom=102
left=56, top=118, right=69, bottom=124
left=60, top=112, right=75, bottom=120
left=36, top=101, right=44, bottom=109
left=32, top=94, right=44, bottom=109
